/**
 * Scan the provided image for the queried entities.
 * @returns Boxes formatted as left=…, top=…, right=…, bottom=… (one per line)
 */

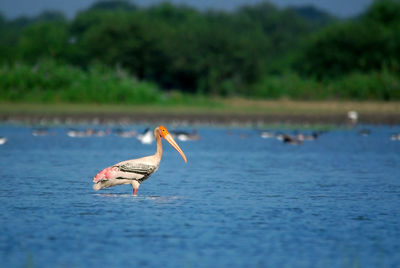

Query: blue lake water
left=0, top=124, right=399, bottom=267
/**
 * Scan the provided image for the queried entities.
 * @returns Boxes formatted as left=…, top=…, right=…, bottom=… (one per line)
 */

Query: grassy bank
left=1, top=99, right=399, bottom=126
left=1, top=99, right=399, bottom=117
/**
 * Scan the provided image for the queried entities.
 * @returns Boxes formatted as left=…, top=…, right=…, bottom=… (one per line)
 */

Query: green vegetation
left=297, top=1, right=400, bottom=79
left=0, top=60, right=161, bottom=103
left=0, top=0, right=399, bottom=103
left=252, top=70, right=400, bottom=100
left=0, top=60, right=218, bottom=106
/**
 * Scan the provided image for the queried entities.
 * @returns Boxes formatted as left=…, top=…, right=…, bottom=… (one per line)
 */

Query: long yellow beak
left=164, top=133, right=187, bottom=163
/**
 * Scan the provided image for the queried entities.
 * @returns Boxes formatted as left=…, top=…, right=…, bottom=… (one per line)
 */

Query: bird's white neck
left=154, top=130, right=163, bottom=162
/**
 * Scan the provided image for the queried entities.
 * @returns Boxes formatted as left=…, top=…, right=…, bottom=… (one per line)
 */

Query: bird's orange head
left=158, top=125, right=187, bottom=163
left=159, top=125, right=169, bottom=138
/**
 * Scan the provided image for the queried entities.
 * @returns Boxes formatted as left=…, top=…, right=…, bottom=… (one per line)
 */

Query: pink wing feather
left=93, top=167, right=119, bottom=183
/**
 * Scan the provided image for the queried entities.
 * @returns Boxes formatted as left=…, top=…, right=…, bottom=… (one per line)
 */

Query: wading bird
left=137, top=127, right=154, bottom=144
left=0, top=136, right=7, bottom=145
left=93, top=126, right=187, bottom=195
left=171, top=129, right=200, bottom=141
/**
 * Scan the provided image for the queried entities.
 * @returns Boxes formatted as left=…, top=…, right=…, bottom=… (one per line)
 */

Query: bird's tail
left=93, top=180, right=117, bottom=190
left=93, top=183, right=102, bottom=191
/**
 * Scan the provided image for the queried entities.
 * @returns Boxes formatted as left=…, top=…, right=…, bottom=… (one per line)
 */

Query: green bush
left=329, top=71, right=400, bottom=100
left=0, top=60, right=162, bottom=104
left=251, top=73, right=325, bottom=100
left=1, top=61, right=399, bottom=102
left=250, top=71, right=400, bottom=100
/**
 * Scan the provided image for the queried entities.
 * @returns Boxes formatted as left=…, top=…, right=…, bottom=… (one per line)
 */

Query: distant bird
left=92, top=129, right=110, bottom=137
left=67, top=129, right=92, bottom=138
left=282, top=134, right=304, bottom=145
left=66, top=128, right=109, bottom=137
left=276, top=133, right=285, bottom=141
left=359, top=129, right=371, bottom=136
left=347, top=110, right=358, bottom=125
left=93, top=126, right=187, bottom=195
left=114, top=128, right=137, bottom=138
left=260, top=131, right=275, bottom=139
left=390, top=133, right=400, bottom=141
left=0, top=137, right=7, bottom=145
left=171, top=129, right=200, bottom=141
left=32, top=128, right=51, bottom=136
left=302, top=132, right=319, bottom=141
left=137, top=127, right=154, bottom=144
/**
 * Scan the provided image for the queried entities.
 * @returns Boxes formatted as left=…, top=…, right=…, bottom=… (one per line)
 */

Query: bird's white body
left=67, top=129, right=90, bottom=138
left=260, top=132, right=275, bottom=139
left=0, top=137, right=7, bottom=145
left=137, top=128, right=154, bottom=144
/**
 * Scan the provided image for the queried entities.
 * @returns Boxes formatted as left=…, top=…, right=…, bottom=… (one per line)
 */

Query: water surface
left=0, top=125, right=399, bottom=267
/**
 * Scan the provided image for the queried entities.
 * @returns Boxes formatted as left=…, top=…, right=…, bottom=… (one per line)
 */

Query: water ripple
left=0, top=125, right=399, bottom=267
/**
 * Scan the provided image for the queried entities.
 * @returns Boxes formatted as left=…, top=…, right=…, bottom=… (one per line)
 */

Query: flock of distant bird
left=261, top=128, right=400, bottom=143
left=1, top=125, right=400, bottom=147
left=4, top=127, right=200, bottom=144
left=259, top=131, right=321, bottom=145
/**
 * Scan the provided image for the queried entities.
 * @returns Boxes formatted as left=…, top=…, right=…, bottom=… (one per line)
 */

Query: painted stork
left=93, top=126, right=187, bottom=195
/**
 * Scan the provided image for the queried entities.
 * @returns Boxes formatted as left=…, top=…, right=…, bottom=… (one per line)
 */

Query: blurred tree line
left=0, top=0, right=399, bottom=101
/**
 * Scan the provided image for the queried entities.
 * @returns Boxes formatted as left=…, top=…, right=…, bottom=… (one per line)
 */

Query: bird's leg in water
left=132, top=181, right=140, bottom=196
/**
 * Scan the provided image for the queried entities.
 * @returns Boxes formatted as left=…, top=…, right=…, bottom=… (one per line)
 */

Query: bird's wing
left=113, top=162, right=158, bottom=182
left=115, top=162, right=157, bottom=175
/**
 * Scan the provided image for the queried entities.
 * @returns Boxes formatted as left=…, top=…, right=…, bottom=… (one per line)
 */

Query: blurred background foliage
left=0, top=0, right=399, bottom=103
